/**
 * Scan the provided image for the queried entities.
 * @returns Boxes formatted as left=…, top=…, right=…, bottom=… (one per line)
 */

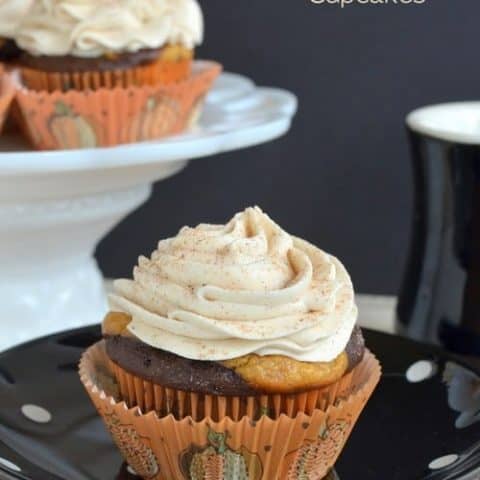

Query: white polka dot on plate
left=21, top=404, right=52, bottom=424
left=406, top=360, right=438, bottom=383
left=127, top=465, right=138, bottom=476
left=0, top=457, right=21, bottom=472
left=429, top=454, right=459, bottom=470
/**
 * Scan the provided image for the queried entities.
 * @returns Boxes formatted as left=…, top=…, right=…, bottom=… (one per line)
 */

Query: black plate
left=0, top=327, right=479, bottom=480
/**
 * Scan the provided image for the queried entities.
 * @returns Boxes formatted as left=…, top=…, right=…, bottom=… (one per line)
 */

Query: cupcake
left=16, top=0, right=204, bottom=92
left=0, top=0, right=32, bottom=63
left=13, top=0, right=220, bottom=149
left=80, top=207, right=380, bottom=479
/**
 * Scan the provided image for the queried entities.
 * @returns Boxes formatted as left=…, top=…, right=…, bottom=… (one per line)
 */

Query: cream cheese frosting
left=0, top=0, right=32, bottom=38
left=109, top=207, right=358, bottom=363
left=16, top=0, right=203, bottom=58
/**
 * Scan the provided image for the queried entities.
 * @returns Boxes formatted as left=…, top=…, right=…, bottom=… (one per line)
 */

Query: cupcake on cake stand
left=0, top=71, right=297, bottom=351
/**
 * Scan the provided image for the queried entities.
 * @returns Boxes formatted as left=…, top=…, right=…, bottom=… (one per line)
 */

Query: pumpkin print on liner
left=186, top=94, right=207, bottom=128
left=127, top=95, right=181, bottom=142
left=288, top=418, right=351, bottom=479
left=49, top=101, right=97, bottom=149
left=16, top=62, right=222, bottom=149
left=103, top=412, right=159, bottom=479
left=180, top=428, right=263, bottom=480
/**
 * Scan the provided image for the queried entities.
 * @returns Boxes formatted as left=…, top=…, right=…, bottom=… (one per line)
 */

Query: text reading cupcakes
left=80, top=207, right=380, bottom=479
left=14, top=0, right=221, bottom=149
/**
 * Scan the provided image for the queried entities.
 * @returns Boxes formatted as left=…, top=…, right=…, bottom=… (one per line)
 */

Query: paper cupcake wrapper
left=8, top=99, right=31, bottom=142
left=0, top=67, right=15, bottom=133
left=108, top=357, right=370, bottom=422
left=80, top=342, right=380, bottom=480
left=15, top=61, right=221, bottom=150
left=21, top=57, right=192, bottom=92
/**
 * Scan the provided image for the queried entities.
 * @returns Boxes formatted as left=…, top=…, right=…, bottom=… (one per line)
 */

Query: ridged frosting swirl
left=0, top=0, right=32, bottom=38
left=16, top=0, right=203, bottom=57
left=109, top=207, right=358, bottom=362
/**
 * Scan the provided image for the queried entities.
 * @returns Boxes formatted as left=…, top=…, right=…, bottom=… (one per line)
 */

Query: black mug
left=397, top=102, right=480, bottom=355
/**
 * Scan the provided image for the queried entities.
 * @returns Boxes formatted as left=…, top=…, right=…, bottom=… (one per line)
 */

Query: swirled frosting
left=16, top=0, right=203, bottom=57
left=109, top=207, right=358, bottom=363
left=0, top=0, right=32, bottom=38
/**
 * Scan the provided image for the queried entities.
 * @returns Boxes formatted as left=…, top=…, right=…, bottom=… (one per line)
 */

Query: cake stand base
left=0, top=185, right=150, bottom=351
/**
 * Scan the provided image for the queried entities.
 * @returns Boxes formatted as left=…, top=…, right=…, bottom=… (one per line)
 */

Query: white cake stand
left=0, top=70, right=297, bottom=351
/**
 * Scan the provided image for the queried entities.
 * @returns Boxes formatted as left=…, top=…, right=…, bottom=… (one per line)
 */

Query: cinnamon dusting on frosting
left=108, top=207, right=358, bottom=363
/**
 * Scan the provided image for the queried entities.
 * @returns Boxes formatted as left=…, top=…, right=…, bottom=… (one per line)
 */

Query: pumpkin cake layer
left=20, top=45, right=192, bottom=73
left=103, top=313, right=365, bottom=396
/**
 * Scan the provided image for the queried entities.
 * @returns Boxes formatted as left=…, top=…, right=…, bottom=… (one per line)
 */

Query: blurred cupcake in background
left=14, top=0, right=221, bottom=149
left=16, top=0, right=204, bottom=91
left=0, top=0, right=32, bottom=63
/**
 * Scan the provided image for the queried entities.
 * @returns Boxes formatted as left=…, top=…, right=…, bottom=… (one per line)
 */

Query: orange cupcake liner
left=15, top=61, right=221, bottom=150
left=109, top=357, right=367, bottom=422
left=0, top=66, right=16, bottom=134
left=21, top=57, right=193, bottom=93
left=8, top=99, right=31, bottom=142
left=79, top=342, right=381, bottom=479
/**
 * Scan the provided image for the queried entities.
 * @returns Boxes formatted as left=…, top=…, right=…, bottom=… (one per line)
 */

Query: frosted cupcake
left=80, top=207, right=380, bottom=479
left=0, top=0, right=32, bottom=62
left=13, top=0, right=220, bottom=149
left=16, top=0, right=204, bottom=91
left=104, top=207, right=365, bottom=397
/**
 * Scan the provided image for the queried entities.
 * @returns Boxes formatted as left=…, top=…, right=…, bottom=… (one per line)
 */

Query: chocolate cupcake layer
left=345, top=325, right=365, bottom=372
left=20, top=47, right=163, bottom=73
left=105, top=326, right=365, bottom=396
left=0, top=38, right=22, bottom=62
left=106, top=335, right=257, bottom=396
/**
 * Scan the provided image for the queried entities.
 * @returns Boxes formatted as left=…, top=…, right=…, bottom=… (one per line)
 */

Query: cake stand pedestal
left=0, top=71, right=297, bottom=351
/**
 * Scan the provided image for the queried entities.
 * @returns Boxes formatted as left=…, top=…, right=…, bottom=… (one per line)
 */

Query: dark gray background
left=96, top=0, right=477, bottom=295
